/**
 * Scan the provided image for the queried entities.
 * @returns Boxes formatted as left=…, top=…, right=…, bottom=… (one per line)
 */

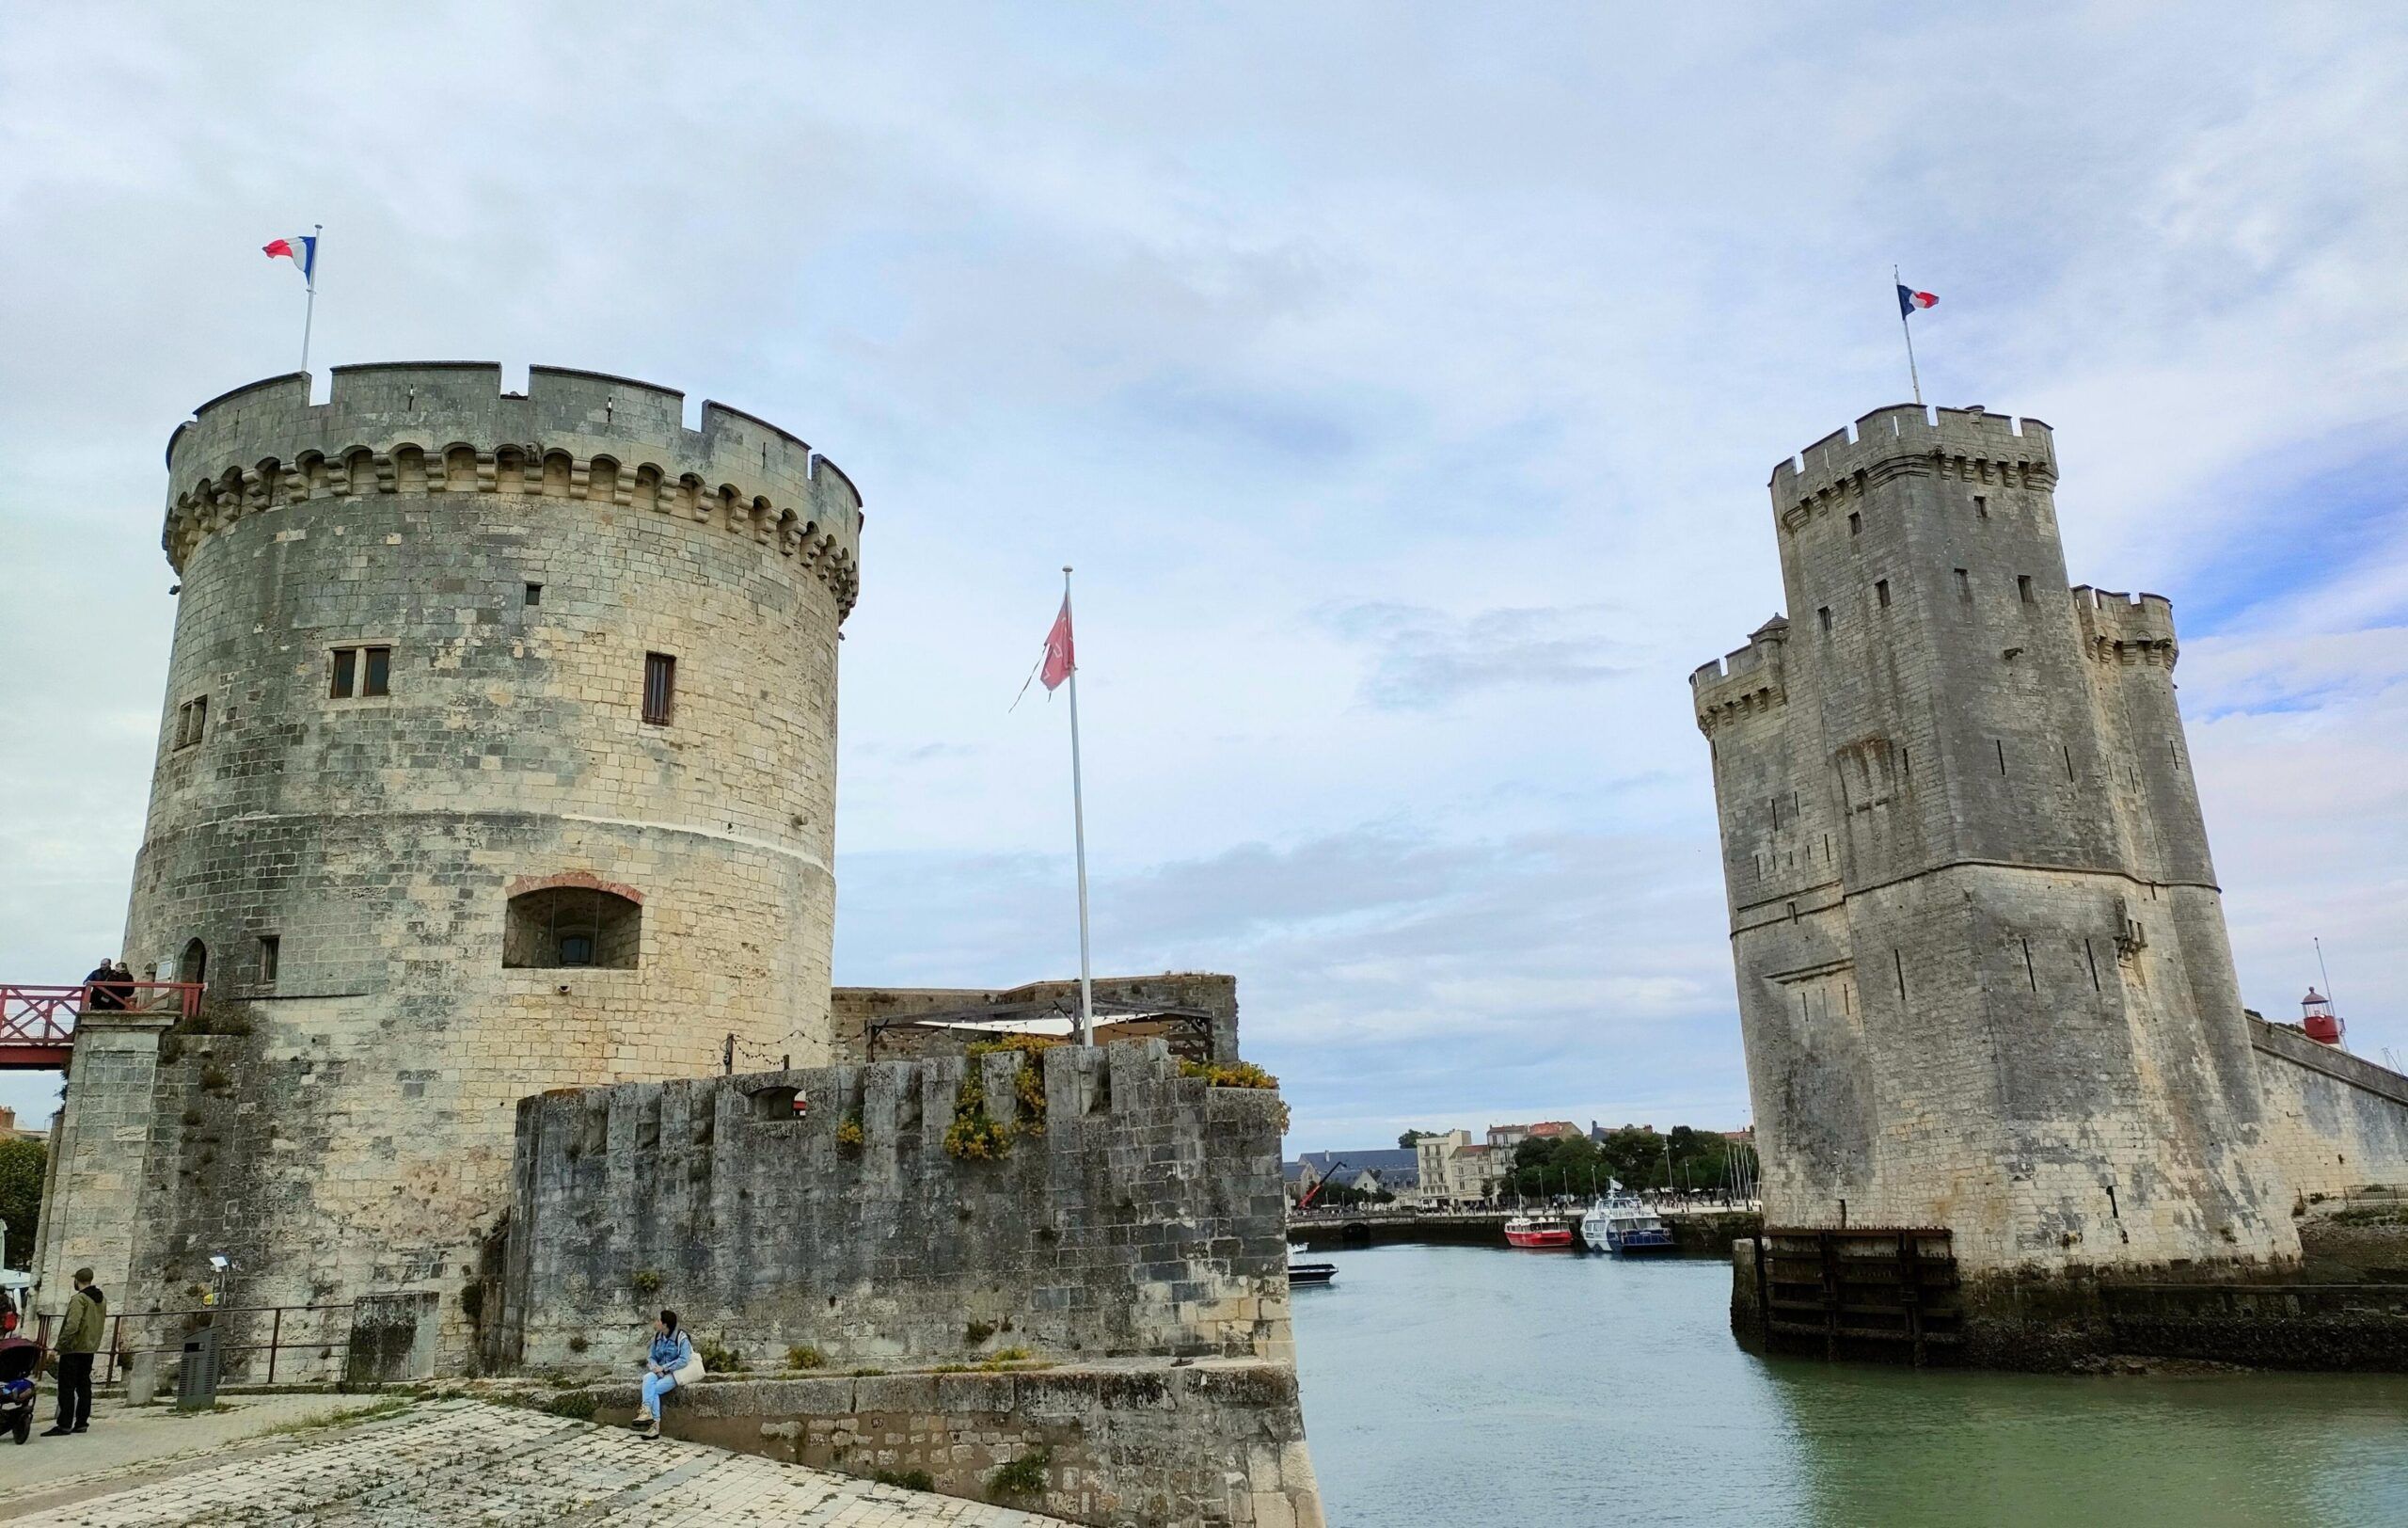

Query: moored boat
left=1288, top=1243, right=1339, bottom=1286
left=1579, top=1192, right=1676, bottom=1255
left=1503, top=1213, right=1576, bottom=1249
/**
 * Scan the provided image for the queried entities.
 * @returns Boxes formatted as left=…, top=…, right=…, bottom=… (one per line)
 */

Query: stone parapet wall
left=833, top=975, right=1240, bottom=1063
left=32, top=1013, right=173, bottom=1317
left=2250, top=1017, right=2408, bottom=1202
left=545, top=1362, right=1323, bottom=1528
left=496, top=1040, right=1291, bottom=1374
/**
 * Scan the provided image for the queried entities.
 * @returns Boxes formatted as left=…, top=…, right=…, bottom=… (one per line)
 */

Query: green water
left=1289, top=1243, right=2408, bottom=1527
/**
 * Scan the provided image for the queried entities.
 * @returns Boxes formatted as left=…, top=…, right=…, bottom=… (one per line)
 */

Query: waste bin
left=178, top=1325, right=220, bottom=1411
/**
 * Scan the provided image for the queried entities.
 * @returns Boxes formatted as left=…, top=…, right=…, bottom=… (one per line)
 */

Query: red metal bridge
left=0, top=982, right=204, bottom=1070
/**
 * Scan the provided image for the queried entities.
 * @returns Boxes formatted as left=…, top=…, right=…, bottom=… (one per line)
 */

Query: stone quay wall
left=495, top=1040, right=1294, bottom=1374
left=549, top=1363, right=1323, bottom=1528
left=2250, top=1017, right=2408, bottom=1203
left=37, top=363, right=857, bottom=1369
left=1694, top=405, right=2295, bottom=1279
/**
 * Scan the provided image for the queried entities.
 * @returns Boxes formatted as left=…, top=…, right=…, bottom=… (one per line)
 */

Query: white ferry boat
left=1580, top=1191, right=1676, bottom=1255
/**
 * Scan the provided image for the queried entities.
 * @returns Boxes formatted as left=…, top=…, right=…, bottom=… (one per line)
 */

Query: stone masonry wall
left=555, top=1364, right=1324, bottom=1528
left=32, top=1014, right=173, bottom=1312
left=833, top=975, right=1240, bottom=1063
left=1695, top=406, right=2297, bottom=1277
left=53, top=364, right=858, bottom=1369
left=498, top=1039, right=1292, bottom=1374
left=2251, top=1018, right=2408, bottom=1203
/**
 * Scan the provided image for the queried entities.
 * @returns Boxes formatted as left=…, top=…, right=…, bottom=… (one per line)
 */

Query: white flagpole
left=1063, top=566, right=1095, bottom=1045
left=1893, top=263, right=1923, bottom=406
left=301, top=224, right=323, bottom=374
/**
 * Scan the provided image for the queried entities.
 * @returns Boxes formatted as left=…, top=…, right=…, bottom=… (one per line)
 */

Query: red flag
left=1040, top=597, right=1076, bottom=691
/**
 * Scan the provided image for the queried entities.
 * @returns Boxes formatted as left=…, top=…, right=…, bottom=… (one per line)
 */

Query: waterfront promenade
left=0, top=1397, right=1067, bottom=1526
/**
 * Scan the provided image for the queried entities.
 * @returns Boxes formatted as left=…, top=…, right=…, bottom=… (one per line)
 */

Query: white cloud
left=2, top=3, right=2405, bottom=1139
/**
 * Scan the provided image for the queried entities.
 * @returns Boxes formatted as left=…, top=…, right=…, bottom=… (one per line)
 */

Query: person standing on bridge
left=81, top=960, right=123, bottom=1012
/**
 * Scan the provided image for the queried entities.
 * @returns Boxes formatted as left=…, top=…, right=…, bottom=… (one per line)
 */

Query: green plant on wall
left=630, top=1268, right=664, bottom=1296
left=965, top=1035, right=1056, bottom=1138
left=835, top=1114, right=864, bottom=1150
left=989, top=1447, right=1051, bottom=1500
left=943, top=1069, right=1013, bottom=1160
left=1180, top=1058, right=1289, bottom=1130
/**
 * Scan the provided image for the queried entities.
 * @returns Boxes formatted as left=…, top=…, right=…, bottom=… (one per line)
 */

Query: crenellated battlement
left=1691, top=614, right=1790, bottom=734
left=159, top=364, right=863, bottom=616
left=2073, top=585, right=2178, bottom=668
left=1769, top=404, right=2056, bottom=521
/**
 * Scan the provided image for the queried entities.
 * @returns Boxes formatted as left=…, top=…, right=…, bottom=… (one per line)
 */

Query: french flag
left=1896, top=283, right=1938, bottom=318
left=263, top=233, right=317, bottom=289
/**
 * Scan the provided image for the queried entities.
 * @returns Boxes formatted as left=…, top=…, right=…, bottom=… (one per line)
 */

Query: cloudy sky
left=3, top=4, right=2403, bottom=1149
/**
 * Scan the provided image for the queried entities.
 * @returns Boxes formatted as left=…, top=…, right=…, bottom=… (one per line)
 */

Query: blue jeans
left=641, top=1368, right=679, bottom=1417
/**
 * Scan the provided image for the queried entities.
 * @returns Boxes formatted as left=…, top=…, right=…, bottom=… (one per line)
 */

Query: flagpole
left=1893, top=263, right=1923, bottom=406
left=1063, top=566, right=1095, bottom=1045
left=301, top=224, right=323, bottom=375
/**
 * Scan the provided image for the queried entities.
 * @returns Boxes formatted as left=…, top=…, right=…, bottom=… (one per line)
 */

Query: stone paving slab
left=1, top=1399, right=1069, bottom=1526
left=0, top=1393, right=373, bottom=1502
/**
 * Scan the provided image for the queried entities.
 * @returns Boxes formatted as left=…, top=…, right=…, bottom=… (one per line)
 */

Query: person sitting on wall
left=81, top=960, right=123, bottom=1013
left=631, top=1308, right=702, bottom=1440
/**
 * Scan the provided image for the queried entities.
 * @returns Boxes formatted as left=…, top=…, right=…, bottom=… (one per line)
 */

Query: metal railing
left=39, top=1302, right=354, bottom=1387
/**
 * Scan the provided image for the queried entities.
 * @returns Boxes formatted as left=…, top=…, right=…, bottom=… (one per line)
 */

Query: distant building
left=1414, top=1130, right=1506, bottom=1206
left=1486, top=1121, right=1577, bottom=1153
left=0, top=1106, right=44, bottom=1144
left=1287, top=1149, right=1420, bottom=1203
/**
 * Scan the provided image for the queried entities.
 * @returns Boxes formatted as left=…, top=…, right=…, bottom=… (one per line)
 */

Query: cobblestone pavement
left=0, top=1393, right=373, bottom=1501
left=3, top=1399, right=1069, bottom=1526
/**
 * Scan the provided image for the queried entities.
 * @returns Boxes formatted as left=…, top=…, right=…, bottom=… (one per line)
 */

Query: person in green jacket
left=44, top=1268, right=103, bottom=1437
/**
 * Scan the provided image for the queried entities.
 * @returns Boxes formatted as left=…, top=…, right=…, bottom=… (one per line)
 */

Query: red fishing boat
left=1503, top=1213, right=1575, bottom=1249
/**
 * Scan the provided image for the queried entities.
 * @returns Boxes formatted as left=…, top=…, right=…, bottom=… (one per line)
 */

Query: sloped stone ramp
left=7, top=1399, right=1069, bottom=1526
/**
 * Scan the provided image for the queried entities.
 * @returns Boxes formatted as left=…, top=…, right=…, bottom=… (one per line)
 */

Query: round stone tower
left=104, top=363, right=860, bottom=1362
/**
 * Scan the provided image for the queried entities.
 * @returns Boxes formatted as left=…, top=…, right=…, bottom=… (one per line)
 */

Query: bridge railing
left=0, top=981, right=205, bottom=1061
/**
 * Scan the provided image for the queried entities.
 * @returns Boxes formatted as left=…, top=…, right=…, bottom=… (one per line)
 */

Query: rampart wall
left=495, top=1040, right=1292, bottom=1373
left=2250, top=1019, right=2408, bottom=1202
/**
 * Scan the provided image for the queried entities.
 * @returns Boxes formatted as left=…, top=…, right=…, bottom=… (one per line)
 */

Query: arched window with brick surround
left=502, top=874, right=643, bottom=970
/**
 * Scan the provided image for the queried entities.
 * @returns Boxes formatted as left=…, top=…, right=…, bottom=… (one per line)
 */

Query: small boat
left=1580, top=1192, right=1676, bottom=1255
left=1287, top=1244, right=1339, bottom=1286
left=1502, top=1213, right=1576, bottom=1249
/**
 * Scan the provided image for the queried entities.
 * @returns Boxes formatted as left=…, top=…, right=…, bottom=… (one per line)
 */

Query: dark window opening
left=2084, top=939, right=2101, bottom=991
left=2018, top=574, right=2035, bottom=604
left=1818, top=606, right=1832, bottom=634
left=504, top=885, right=642, bottom=970
left=1893, top=948, right=1906, bottom=1001
left=1955, top=567, right=1972, bottom=600
left=1848, top=512, right=1861, bottom=536
left=1974, top=495, right=1988, bottom=518
left=174, top=695, right=208, bottom=749
left=643, top=652, right=676, bottom=725
left=330, top=646, right=390, bottom=699
left=1875, top=579, right=1891, bottom=608
left=2063, top=744, right=2075, bottom=781
left=1996, top=739, right=2008, bottom=775
left=524, top=583, right=544, bottom=606
left=2021, top=936, right=2037, bottom=990
left=258, top=934, right=279, bottom=983
left=178, top=938, right=208, bottom=989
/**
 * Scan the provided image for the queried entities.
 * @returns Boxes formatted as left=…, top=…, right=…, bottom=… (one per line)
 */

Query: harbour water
left=1290, top=1242, right=2408, bottom=1527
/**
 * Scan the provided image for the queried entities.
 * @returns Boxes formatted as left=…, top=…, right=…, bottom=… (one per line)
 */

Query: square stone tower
left=1691, top=405, right=2297, bottom=1275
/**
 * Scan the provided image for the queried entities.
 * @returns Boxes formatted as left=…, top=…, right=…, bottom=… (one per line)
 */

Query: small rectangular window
left=330, top=648, right=357, bottom=699
left=525, top=583, right=544, bottom=606
left=175, top=695, right=208, bottom=749
left=1848, top=512, right=1861, bottom=536
left=258, top=935, right=280, bottom=983
left=362, top=646, right=390, bottom=697
left=1974, top=494, right=1988, bottom=518
left=1818, top=606, right=1832, bottom=634
left=643, top=652, right=676, bottom=725
left=2018, top=574, right=2034, bottom=604
left=1955, top=567, right=1972, bottom=600
left=1876, top=579, right=1891, bottom=608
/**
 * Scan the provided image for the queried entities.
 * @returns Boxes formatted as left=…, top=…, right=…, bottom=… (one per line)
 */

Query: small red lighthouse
left=2301, top=988, right=2345, bottom=1046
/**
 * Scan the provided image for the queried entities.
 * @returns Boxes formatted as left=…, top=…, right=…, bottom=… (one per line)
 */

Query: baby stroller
left=0, top=1337, right=41, bottom=1444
